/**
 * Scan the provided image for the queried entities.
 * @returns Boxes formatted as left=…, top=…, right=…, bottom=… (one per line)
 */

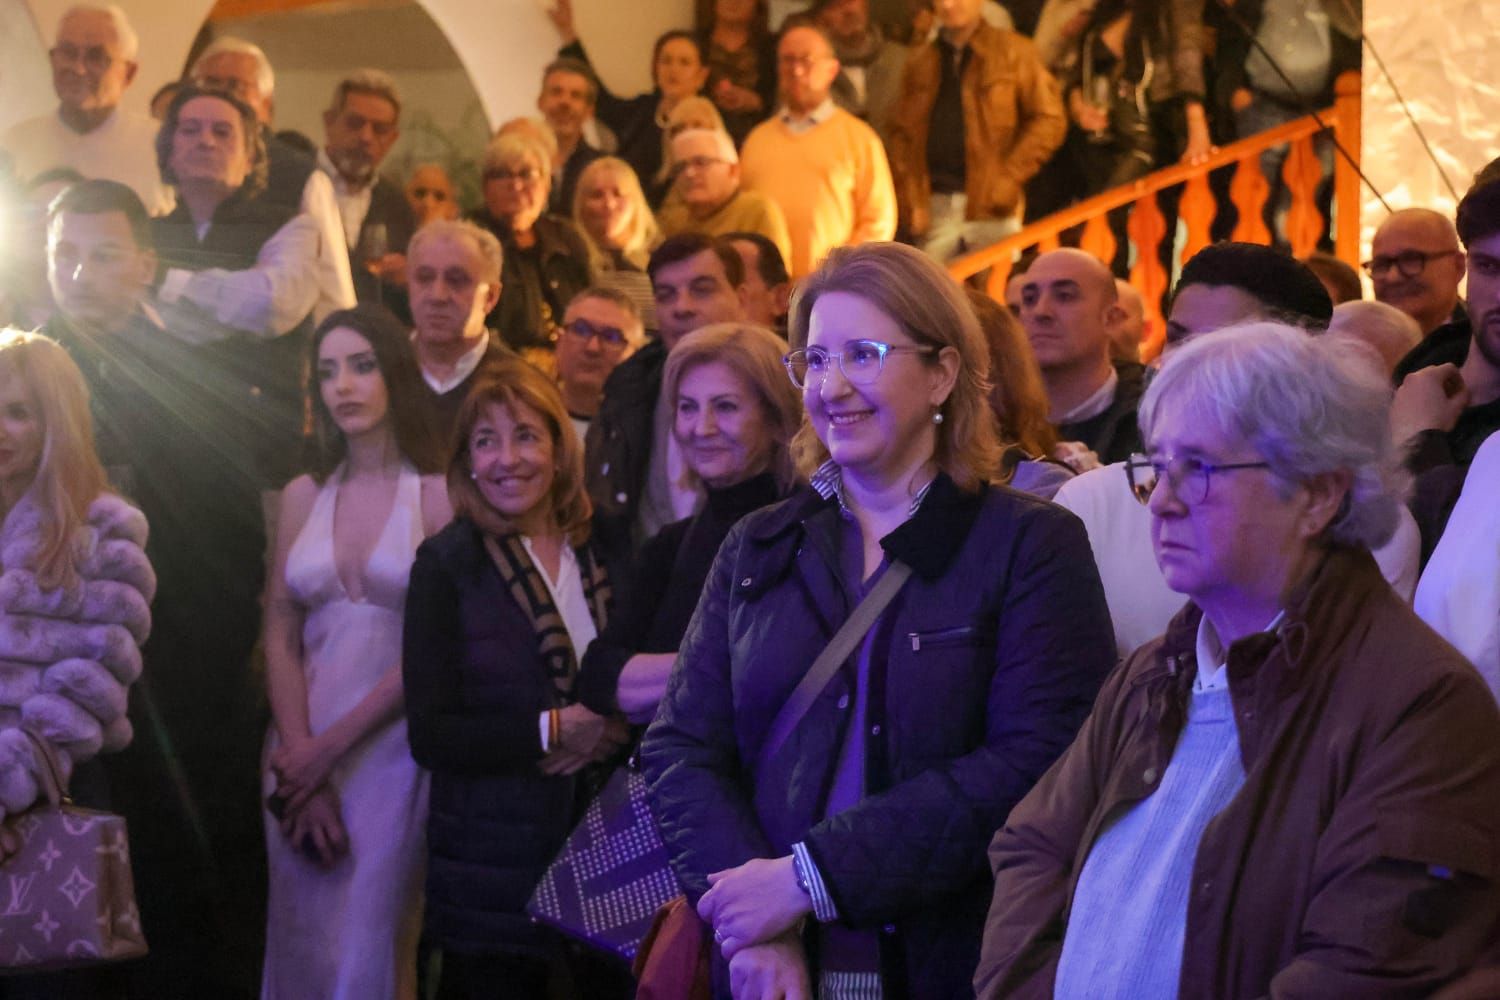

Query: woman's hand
left=270, top=733, right=343, bottom=812
left=556, top=703, right=623, bottom=757
left=0, top=823, right=20, bottom=863
left=548, top=0, right=577, bottom=43
left=1069, top=89, right=1109, bottom=133
left=283, top=787, right=348, bottom=870
left=714, top=79, right=763, bottom=113
left=699, top=856, right=810, bottom=957
left=727, top=930, right=812, bottom=1000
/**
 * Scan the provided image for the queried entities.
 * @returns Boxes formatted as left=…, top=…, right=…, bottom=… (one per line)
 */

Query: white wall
left=1361, top=0, right=1500, bottom=251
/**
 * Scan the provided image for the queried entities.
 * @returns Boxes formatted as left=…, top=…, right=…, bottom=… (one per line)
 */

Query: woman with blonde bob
left=641, top=243, right=1116, bottom=999
left=579, top=322, right=800, bottom=724
left=572, top=156, right=661, bottom=330
left=402, top=360, right=631, bottom=998
left=0, top=330, right=153, bottom=853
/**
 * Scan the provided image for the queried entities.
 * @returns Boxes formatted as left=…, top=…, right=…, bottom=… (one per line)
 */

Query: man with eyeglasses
left=657, top=128, right=791, bottom=271
left=2, top=5, right=170, bottom=214
left=1367, top=208, right=1466, bottom=341
left=1052, top=242, right=1418, bottom=656
left=739, top=23, right=895, bottom=279
left=1391, top=179, right=1500, bottom=564
left=556, top=286, right=644, bottom=443
left=318, top=70, right=413, bottom=312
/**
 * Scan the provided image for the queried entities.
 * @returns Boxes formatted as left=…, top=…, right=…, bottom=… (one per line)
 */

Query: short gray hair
left=408, top=219, right=503, bottom=286
left=329, top=68, right=401, bottom=119
left=1139, top=322, right=1407, bottom=550
left=193, top=36, right=275, bottom=97
left=60, top=4, right=137, bottom=62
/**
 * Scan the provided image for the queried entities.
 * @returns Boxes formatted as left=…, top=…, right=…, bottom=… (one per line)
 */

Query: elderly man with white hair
left=191, top=36, right=354, bottom=322
left=1328, top=299, right=1422, bottom=376
left=978, top=322, right=1500, bottom=999
left=2, top=4, right=171, bottom=213
left=656, top=128, right=791, bottom=270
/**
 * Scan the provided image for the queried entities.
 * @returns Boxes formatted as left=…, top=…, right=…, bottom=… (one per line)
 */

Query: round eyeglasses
left=782, top=340, right=937, bottom=389
left=1124, top=452, right=1272, bottom=506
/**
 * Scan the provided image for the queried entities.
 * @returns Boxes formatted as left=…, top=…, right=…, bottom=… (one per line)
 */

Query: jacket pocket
left=1376, top=813, right=1494, bottom=880
left=906, top=624, right=993, bottom=652
left=1373, top=812, right=1496, bottom=941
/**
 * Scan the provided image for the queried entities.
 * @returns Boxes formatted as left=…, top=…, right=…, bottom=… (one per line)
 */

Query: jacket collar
left=747, top=471, right=987, bottom=582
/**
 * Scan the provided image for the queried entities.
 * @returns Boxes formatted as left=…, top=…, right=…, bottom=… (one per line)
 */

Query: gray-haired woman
left=977, top=323, right=1500, bottom=999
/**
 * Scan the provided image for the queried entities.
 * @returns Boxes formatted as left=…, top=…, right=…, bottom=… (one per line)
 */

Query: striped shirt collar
left=810, top=459, right=936, bottom=519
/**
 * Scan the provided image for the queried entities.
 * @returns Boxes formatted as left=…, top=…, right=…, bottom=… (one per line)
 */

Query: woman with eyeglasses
left=472, top=131, right=592, bottom=365
left=976, top=323, right=1500, bottom=999
left=579, top=322, right=800, bottom=727
left=640, top=242, right=1115, bottom=999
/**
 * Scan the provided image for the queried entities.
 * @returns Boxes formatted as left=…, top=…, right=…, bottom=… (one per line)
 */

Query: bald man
left=1019, top=248, right=1144, bottom=463
left=1369, top=208, right=1465, bottom=336
left=1107, top=278, right=1146, bottom=363
left=1329, top=300, right=1421, bottom=376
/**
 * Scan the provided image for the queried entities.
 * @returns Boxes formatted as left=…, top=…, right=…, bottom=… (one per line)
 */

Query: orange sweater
left=739, top=108, right=897, bottom=279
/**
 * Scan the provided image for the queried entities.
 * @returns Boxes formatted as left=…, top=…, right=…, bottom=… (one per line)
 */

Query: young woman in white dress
left=260, top=305, right=451, bottom=1000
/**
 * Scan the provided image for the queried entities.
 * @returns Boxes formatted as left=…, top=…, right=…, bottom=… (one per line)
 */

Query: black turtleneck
left=576, top=471, right=784, bottom=714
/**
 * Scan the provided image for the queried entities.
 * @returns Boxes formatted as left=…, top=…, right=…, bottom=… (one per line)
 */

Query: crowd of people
left=0, top=1, right=1497, bottom=999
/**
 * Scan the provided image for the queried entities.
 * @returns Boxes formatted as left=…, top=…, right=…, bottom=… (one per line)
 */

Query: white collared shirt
left=779, top=98, right=838, bottom=135
left=316, top=147, right=375, bottom=250
left=416, top=331, right=490, bottom=395
left=1194, top=611, right=1286, bottom=692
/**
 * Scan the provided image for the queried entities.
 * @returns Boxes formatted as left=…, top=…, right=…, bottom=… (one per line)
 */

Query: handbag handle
left=16, top=727, right=69, bottom=810
left=756, top=561, right=912, bottom=772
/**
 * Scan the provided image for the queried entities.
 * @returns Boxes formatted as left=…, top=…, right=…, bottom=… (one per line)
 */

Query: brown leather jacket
left=975, top=547, right=1500, bottom=999
left=886, top=22, right=1066, bottom=236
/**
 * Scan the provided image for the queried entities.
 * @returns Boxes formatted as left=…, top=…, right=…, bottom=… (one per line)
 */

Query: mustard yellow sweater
left=656, top=189, right=793, bottom=274
left=739, top=108, right=897, bottom=279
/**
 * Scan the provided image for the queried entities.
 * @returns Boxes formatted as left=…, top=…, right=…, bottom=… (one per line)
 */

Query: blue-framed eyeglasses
left=1125, top=452, right=1271, bottom=506
left=783, top=339, right=937, bottom=389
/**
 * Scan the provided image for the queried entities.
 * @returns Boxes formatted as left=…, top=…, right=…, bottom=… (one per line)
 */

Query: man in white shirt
left=406, top=219, right=515, bottom=441
left=191, top=37, right=355, bottom=322
left=318, top=69, right=414, bottom=307
left=2, top=4, right=171, bottom=214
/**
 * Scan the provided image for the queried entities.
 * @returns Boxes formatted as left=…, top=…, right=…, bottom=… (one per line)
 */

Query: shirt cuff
left=792, top=841, right=839, bottom=923
left=539, top=711, right=551, bottom=753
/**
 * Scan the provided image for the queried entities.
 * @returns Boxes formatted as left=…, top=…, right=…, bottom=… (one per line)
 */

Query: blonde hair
left=447, top=360, right=593, bottom=546
left=666, top=97, right=727, bottom=138
left=572, top=156, right=661, bottom=272
left=0, top=330, right=109, bottom=591
left=663, top=323, right=804, bottom=491
left=787, top=243, right=1002, bottom=492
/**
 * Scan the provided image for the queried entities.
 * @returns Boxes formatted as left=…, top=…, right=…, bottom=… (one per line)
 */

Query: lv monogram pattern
left=0, top=807, right=147, bottom=969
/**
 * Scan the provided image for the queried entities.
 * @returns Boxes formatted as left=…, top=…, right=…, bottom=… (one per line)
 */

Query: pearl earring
left=470, top=470, right=478, bottom=480
left=932, top=411, right=944, bottom=425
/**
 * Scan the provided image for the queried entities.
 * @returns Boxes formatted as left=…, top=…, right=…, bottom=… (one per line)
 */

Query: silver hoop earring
left=932, top=411, right=944, bottom=425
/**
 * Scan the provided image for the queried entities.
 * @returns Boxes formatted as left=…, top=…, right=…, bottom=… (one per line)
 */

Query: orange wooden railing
left=950, top=71, right=1363, bottom=359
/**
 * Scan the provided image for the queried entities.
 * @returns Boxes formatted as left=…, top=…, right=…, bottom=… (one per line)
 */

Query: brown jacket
left=886, top=23, right=1066, bottom=237
left=976, top=547, right=1500, bottom=999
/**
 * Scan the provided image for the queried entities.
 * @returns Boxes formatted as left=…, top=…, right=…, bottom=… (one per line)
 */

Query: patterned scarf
left=483, top=533, right=611, bottom=703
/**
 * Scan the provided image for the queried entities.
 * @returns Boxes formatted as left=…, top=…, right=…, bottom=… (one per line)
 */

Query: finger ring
left=714, top=928, right=726, bottom=945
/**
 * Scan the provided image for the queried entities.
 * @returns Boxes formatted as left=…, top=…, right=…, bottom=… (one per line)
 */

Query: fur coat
left=0, top=492, right=154, bottom=815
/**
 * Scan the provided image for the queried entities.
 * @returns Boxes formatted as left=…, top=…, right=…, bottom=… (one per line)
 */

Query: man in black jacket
left=585, top=233, right=748, bottom=567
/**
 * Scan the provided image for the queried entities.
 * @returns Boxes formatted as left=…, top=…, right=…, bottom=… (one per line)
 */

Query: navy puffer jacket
left=402, top=516, right=598, bottom=956
left=642, top=476, right=1116, bottom=998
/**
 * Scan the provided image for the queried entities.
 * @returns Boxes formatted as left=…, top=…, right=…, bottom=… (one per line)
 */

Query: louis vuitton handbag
left=0, top=728, right=147, bottom=972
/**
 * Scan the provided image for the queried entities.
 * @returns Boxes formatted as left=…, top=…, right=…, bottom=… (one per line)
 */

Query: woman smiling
left=641, top=243, right=1115, bottom=999
left=402, top=360, right=630, bottom=998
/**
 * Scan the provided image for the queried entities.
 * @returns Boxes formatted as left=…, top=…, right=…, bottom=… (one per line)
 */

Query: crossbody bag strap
left=756, top=560, right=913, bottom=773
